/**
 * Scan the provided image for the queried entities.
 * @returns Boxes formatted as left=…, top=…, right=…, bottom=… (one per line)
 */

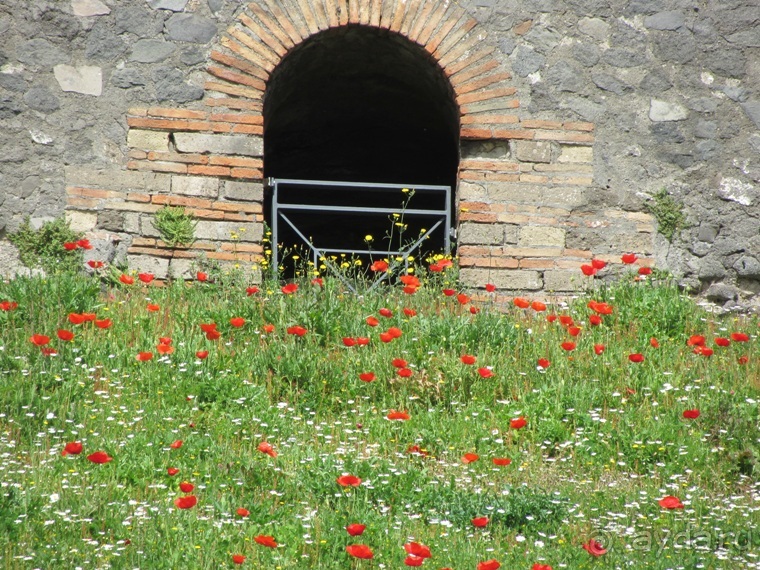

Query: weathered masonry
left=4, top=1, right=759, bottom=301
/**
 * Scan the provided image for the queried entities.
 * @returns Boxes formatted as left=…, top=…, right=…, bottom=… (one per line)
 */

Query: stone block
left=127, top=254, right=169, bottom=278
left=148, top=0, right=188, bottom=11
left=558, top=145, right=593, bottom=163
left=127, top=129, right=170, bottom=152
left=194, top=221, right=263, bottom=242
left=460, top=268, right=542, bottom=291
left=124, top=212, right=140, bottom=233
left=53, top=64, right=102, bottom=96
left=65, top=167, right=172, bottom=193
left=577, top=17, right=610, bottom=41
left=514, top=141, right=554, bottom=163
left=173, top=133, right=263, bottom=156
left=459, top=182, right=488, bottom=201
left=168, top=257, right=195, bottom=279
left=644, top=11, right=685, bottom=30
left=459, top=222, right=503, bottom=245
left=733, top=255, right=760, bottom=278
left=165, top=13, right=217, bottom=43
left=97, top=210, right=125, bottom=232
left=172, top=175, right=219, bottom=198
left=519, top=226, right=566, bottom=247
left=65, top=211, right=97, bottom=232
left=130, top=39, right=175, bottom=63
left=649, top=99, right=688, bottom=122
left=504, top=225, right=519, bottom=244
left=141, top=216, right=161, bottom=238
left=71, top=0, right=110, bottom=17
left=224, top=181, right=264, bottom=202
left=543, top=270, right=584, bottom=292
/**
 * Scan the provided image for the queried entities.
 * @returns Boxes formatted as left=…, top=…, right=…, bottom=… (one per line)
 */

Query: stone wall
left=0, top=0, right=758, bottom=302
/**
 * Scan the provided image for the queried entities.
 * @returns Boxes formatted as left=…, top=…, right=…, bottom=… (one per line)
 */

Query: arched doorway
left=263, top=25, right=460, bottom=274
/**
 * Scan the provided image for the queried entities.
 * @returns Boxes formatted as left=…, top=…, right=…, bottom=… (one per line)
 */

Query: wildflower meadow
left=0, top=258, right=758, bottom=569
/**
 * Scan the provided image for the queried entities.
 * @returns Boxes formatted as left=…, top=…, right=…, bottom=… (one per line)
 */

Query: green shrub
left=647, top=188, right=686, bottom=242
left=153, top=205, right=196, bottom=247
left=7, top=216, right=83, bottom=273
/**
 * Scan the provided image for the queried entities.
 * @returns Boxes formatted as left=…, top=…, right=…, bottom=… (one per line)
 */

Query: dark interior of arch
left=263, top=26, right=460, bottom=272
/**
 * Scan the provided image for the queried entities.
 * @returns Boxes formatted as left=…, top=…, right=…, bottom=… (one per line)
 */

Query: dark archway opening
left=263, top=25, right=460, bottom=276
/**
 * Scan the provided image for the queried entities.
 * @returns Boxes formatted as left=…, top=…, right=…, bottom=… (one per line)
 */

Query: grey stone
left=543, top=270, right=583, bottom=292
left=153, top=67, right=204, bottom=102
left=603, top=48, right=647, bottom=68
left=63, top=134, right=96, bottom=164
left=650, top=99, right=689, bottom=122
left=498, top=38, right=516, bottom=55
left=721, top=85, right=748, bottom=103
left=510, top=45, right=545, bottom=77
left=644, top=10, right=685, bottom=30
left=459, top=223, right=503, bottom=245
left=195, top=221, right=262, bottom=242
left=130, top=39, right=176, bottom=63
left=147, top=0, right=189, bottom=11
left=717, top=177, right=757, bottom=206
left=650, top=123, right=684, bottom=144
left=698, top=257, right=727, bottom=280
left=695, top=120, right=717, bottom=139
left=208, top=0, right=224, bottom=12
left=71, top=0, right=111, bottom=17
left=127, top=254, right=170, bottom=278
left=687, top=97, right=719, bottom=114
left=30, top=129, right=54, bottom=145
left=741, top=101, right=760, bottom=129
left=23, top=86, right=60, bottom=112
left=653, top=30, right=697, bottom=64
left=577, top=17, right=610, bottom=41
left=523, top=26, right=562, bottom=54
left=173, top=133, right=263, bottom=156
left=573, top=42, right=600, bottom=67
left=97, top=210, right=125, bottom=232
left=460, top=268, right=542, bottom=291
left=639, top=71, right=672, bottom=92
left=165, top=13, right=217, bottom=43
left=111, top=68, right=147, bottom=88
left=727, top=29, right=760, bottom=48
left=546, top=61, right=584, bottom=93
left=224, top=181, right=263, bottom=201
left=695, top=139, right=719, bottom=160
left=0, top=73, right=28, bottom=93
left=171, top=175, right=219, bottom=197
left=734, top=256, right=760, bottom=279
left=114, top=5, right=162, bottom=37
left=34, top=8, right=81, bottom=40
left=592, top=72, right=630, bottom=95
left=704, top=282, right=738, bottom=301
left=564, top=96, right=606, bottom=122
left=16, top=39, right=68, bottom=69
left=180, top=48, right=205, bottom=65
left=704, top=47, right=747, bottom=78
left=85, top=22, right=128, bottom=61
left=54, top=65, right=102, bottom=96
left=697, top=222, right=719, bottom=243
left=168, top=258, right=195, bottom=279
left=514, top=141, right=554, bottom=163
left=749, top=134, right=760, bottom=154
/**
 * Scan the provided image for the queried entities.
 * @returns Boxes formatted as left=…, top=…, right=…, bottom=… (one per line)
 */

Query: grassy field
left=0, top=266, right=758, bottom=569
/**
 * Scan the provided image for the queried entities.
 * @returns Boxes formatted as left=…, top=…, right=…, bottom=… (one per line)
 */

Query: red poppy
left=589, top=315, right=602, bottom=326
left=40, top=347, right=57, bottom=356
left=232, top=554, right=245, bottom=565
left=379, top=332, right=393, bottom=343
left=57, top=329, right=74, bottom=342
left=310, top=277, right=324, bottom=287
left=739, top=355, right=749, bottom=365
left=346, top=544, right=373, bottom=559
left=580, top=264, right=597, bottom=276
left=400, top=275, right=420, bottom=288
left=591, top=259, right=607, bottom=270
left=659, top=495, right=684, bottom=509
left=546, top=314, right=557, bottom=323
left=337, top=474, right=362, bottom=487
left=281, top=283, right=298, bottom=294
left=588, top=301, right=613, bottom=315
left=628, top=353, right=645, bottom=363
left=87, top=260, right=104, bottom=269
left=167, top=467, right=179, bottom=476
left=136, top=352, right=153, bottom=362
left=687, top=335, right=705, bottom=346
left=366, top=316, right=380, bottom=327
left=119, top=274, right=134, bottom=285
left=731, top=332, right=750, bottom=342
left=62, top=441, right=83, bottom=456
left=594, top=344, right=605, bottom=355
left=379, top=308, right=393, bottom=318
left=370, top=260, right=389, bottom=272
left=403, top=307, right=417, bottom=317
left=174, top=495, right=197, bottom=509
left=77, top=239, right=93, bottom=250
left=477, top=367, right=494, bottom=378
left=387, top=410, right=410, bottom=421
left=560, top=341, right=576, bottom=352
left=287, top=325, right=307, bottom=337
left=262, top=324, right=275, bottom=334
left=531, top=300, right=547, bottom=312
left=196, top=350, right=209, bottom=359
left=30, top=334, right=50, bottom=346
left=559, top=315, right=574, bottom=326
left=95, top=319, right=112, bottom=329
left=472, top=516, right=489, bottom=527
left=346, top=523, right=366, bottom=536
left=230, top=317, right=245, bottom=328
left=582, top=539, right=607, bottom=557
left=359, top=372, right=376, bottom=383
left=356, top=336, right=370, bottom=345
left=460, top=354, right=476, bottom=365
left=87, top=451, right=113, bottom=464
left=179, top=481, right=194, bottom=493
left=470, top=305, right=480, bottom=314
left=621, top=253, right=637, bottom=264
left=683, top=409, right=700, bottom=419
left=492, top=457, right=512, bottom=466
left=0, top=301, right=18, bottom=311
left=429, top=262, right=444, bottom=272
left=63, top=242, right=78, bottom=251
left=650, top=337, right=660, bottom=348
left=138, top=273, right=154, bottom=283
left=510, top=417, right=527, bottom=429
left=714, top=337, right=731, bottom=347
left=156, top=343, right=173, bottom=355
left=442, top=288, right=455, bottom=297
left=200, top=323, right=218, bottom=333
left=404, top=542, right=432, bottom=558
left=405, top=555, right=424, bottom=566
left=342, top=337, right=357, bottom=347
left=638, top=267, right=652, bottom=275
left=513, top=297, right=530, bottom=309
left=568, top=326, right=582, bottom=337
left=160, top=337, right=172, bottom=345
left=254, top=535, right=277, bottom=548
left=402, top=285, right=418, bottom=295
left=246, top=286, right=259, bottom=295
left=457, top=293, right=470, bottom=305
left=195, top=271, right=208, bottom=282
left=83, top=313, right=97, bottom=322
left=206, top=329, right=221, bottom=340
left=694, top=346, right=713, bottom=357
left=485, top=283, right=496, bottom=292
left=257, top=442, right=277, bottom=458
left=146, top=304, right=160, bottom=312
left=537, top=358, right=550, bottom=369
left=461, top=452, right=479, bottom=464
left=477, top=560, right=501, bottom=570
left=397, top=368, right=413, bottom=378
left=170, top=440, right=183, bottom=449
left=392, top=358, right=408, bottom=368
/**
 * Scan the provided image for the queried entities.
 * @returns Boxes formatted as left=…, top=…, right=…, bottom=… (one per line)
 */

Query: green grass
left=0, top=269, right=758, bottom=569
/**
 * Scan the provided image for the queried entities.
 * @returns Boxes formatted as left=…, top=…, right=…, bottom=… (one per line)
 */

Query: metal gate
left=267, top=178, right=452, bottom=291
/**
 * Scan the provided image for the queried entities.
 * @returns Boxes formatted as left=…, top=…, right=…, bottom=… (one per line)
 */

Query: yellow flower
left=364, top=235, right=373, bottom=242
